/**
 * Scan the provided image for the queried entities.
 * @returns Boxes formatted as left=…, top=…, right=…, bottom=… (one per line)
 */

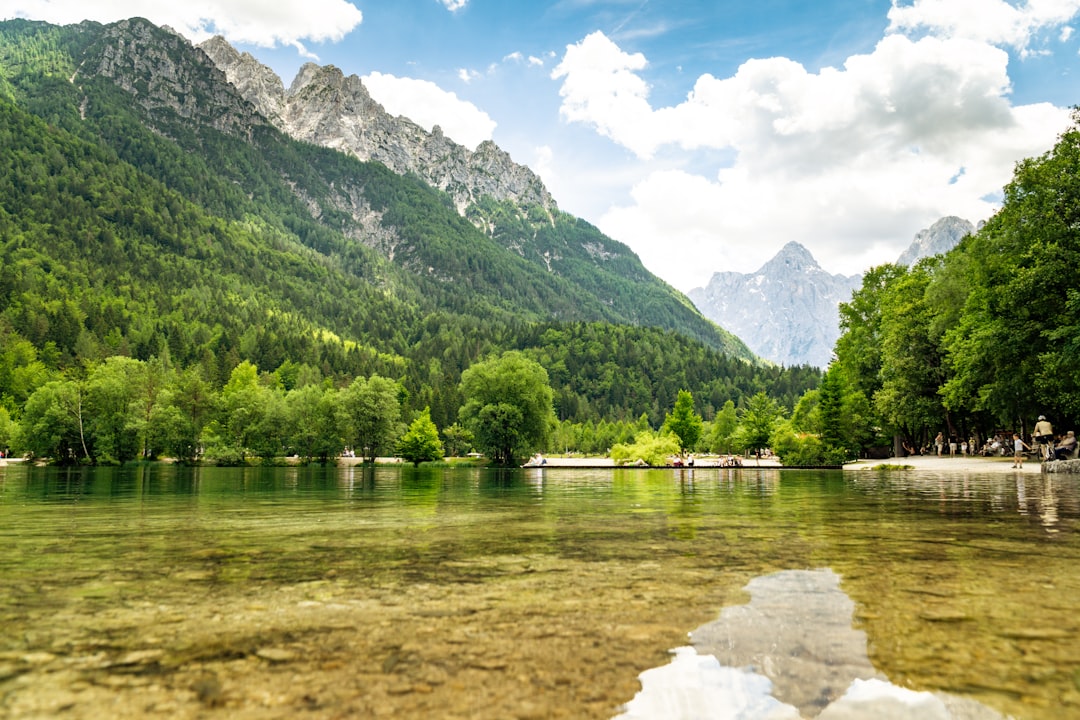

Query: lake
left=1, top=463, right=1078, bottom=719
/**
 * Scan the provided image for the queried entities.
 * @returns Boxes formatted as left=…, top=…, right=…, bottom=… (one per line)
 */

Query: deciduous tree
left=340, top=374, right=402, bottom=463
left=459, top=351, right=554, bottom=465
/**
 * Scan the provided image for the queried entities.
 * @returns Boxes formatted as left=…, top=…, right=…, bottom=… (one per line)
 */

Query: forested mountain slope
left=198, top=35, right=714, bottom=345
left=0, top=18, right=814, bottom=431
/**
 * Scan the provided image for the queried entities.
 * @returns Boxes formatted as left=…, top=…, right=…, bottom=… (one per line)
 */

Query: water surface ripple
left=0, top=464, right=1077, bottom=718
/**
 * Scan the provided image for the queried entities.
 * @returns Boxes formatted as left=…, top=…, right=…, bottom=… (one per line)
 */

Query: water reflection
left=619, top=569, right=1005, bottom=719
left=846, top=471, right=1080, bottom=532
left=2, top=465, right=1079, bottom=719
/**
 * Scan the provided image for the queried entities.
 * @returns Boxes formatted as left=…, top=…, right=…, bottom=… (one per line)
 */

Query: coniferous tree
left=398, top=407, right=444, bottom=466
left=664, top=389, right=703, bottom=454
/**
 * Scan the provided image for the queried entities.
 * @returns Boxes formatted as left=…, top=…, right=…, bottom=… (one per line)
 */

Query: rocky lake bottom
left=2, top=464, right=1078, bottom=719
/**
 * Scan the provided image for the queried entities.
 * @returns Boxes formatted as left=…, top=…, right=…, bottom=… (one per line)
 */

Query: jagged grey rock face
left=688, top=242, right=862, bottom=368
left=197, top=36, right=287, bottom=125
left=896, top=216, right=974, bottom=266
left=198, top=37, right=555, bottom=217
left=88, top=20, right=265, bottom=137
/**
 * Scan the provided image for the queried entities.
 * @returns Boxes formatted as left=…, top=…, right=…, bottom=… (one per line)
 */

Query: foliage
left=518, top=322, right=819, bottom=427
left=440, top=423, right=474, bottom=457
left=85, top=356, right=145, bottom=463
left=769, top=422, right=848, bottom=466
left=663, top=389, right=703, bottom=453
left=459, top=351, right=555, bottom=465
left=737, top=392, right=784, bottom=453
left=610, top=430, right=681, bottom=466
left=830, top=110, right=1080, bottom=446
left=340, top=374, right=403, bottom=463
left=0, top=406, right=12, bottom=451
left=286, top=383, right=344, bottom=463
left=15, top=379, right=87, bottom=461
left=706, top=400, right=739, bottom=454
left=398, top=407, right=444, bottom=466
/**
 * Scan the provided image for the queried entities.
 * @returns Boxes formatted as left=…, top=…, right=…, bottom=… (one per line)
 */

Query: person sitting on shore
left=1054, top=431, right=1077, bottom=461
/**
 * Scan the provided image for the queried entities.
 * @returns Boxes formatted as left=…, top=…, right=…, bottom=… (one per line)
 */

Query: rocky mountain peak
left=198, top=35, right=286, bottom=124
left=88, top=20, right=264, bottom=137
left=896, top=216, right=974, bottom=266
left=688, top=245, right=861, bottom=368
left=198, top=37, right=556, bottom=217
left=763, top=241, right=820, bottom=274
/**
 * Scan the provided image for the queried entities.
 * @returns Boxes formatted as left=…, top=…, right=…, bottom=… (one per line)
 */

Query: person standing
left=1034, top=415, right=1054, bottom=460
left=1013, top=433, right=1030, bottom=469
left=935, top=432, right=944, bottom=457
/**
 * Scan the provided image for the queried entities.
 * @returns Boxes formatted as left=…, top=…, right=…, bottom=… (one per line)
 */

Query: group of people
left=1011, top=416, right=1077, bottom=468
left=932, top=432, right=973, bottom=457
left=927, top=417, right=1077, bottom=468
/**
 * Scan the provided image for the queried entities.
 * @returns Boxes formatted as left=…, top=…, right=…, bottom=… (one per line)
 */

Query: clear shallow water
left=1, top=464, right=1078, bottom=719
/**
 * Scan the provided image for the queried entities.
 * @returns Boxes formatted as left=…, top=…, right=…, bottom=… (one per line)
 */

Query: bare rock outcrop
left=198, top=37, right=555, bottom=217
left=688, top=242, right=861, bottom=368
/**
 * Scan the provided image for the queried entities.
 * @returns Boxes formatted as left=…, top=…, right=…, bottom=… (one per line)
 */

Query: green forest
left=3, top=18, right=1076, bottom=467
left=826, top=110, right=1080, bottom=454
left=0, top=18, right=822, bottom=464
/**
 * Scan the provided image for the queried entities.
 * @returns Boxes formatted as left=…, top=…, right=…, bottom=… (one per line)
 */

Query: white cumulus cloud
left=887, top=0, right=1080, bottom=52
left=6, top=0, right=363, bottom=48
left=553, top=29, right=1070, bottom=288
left=363, top=71, right=496, bottom=150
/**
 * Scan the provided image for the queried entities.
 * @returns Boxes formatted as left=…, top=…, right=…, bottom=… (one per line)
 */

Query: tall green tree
left=940, top=112, right=1080, bottom=425
left=164, top=367, right=216, bottom=463
left=86, top=356, right=145, bottom=463
left=0, top=406, right=13, bottom=453
left=340, top=374, right=402, bottom=463
left=873, top=262, right=949, bottom=443
left=738, top=391, right=783, bottom=454
left=441, top=423, right=474, bottom=458
left=398, top=407, right=444, bottom=466
left=15, top=379, right=88, bottom=461
left=707, top=399, right=739, bottom=454
left=212, top=361, right=268, bottom=462
left=817, top=364, right=845, bottom=450
left=459, top=351, right=555, bottom=465
left=835, top=264, right=906, bottom=406
left=286, top=384, right=343, bottom=463
left=664, top=389, right=703, bottom=454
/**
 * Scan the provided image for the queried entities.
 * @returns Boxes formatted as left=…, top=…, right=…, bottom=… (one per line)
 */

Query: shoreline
left=843, top=453, right=1046, bottom=473
left=519, top=454, right=1045, bottom=473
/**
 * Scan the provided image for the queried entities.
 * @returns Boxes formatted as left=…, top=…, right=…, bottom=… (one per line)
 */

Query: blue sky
left=8, top=0, right=1080, bottom=289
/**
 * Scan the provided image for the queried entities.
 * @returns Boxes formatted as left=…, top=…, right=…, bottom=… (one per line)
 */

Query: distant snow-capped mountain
left=688, top=242, right=862, bottom=368
left=689, top=216, right=976, bottom=368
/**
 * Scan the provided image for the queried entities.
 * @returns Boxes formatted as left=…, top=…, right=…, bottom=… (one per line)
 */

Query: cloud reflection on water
left=616, top=569, right=1005, bottom=720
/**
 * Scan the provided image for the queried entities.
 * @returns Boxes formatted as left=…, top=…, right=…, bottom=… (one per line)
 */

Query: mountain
left=195, top=36, right=741, bottom=353
left=896, top=216, right=975, bottom=266
left=198, top=36, right=555, bottom=216
left=0, top=18, right=749, bottom=349
left=0, top=17, right=806, bottom=429
left=688, top=243, right=862, bottom=369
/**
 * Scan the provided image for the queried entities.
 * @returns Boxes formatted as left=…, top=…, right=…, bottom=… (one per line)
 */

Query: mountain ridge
left=689, top=217, right=976, bottom=368
left=896, top=216, right=975, bottom=267
left=689, top=242, right=860, bottom=368
left=198, top=36, right=556, bottom=218
left=0, top=17, right=802, bottom=431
